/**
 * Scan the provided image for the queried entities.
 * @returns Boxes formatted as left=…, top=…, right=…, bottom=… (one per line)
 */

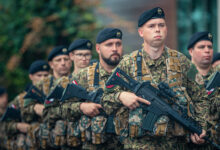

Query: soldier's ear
left=29, top=74, right=33, bottom=81
left=48, top=61, right=54, bottom=69
left=69, top=52, right=75, bottom=61
left=138, top=27, right=144, bottom=37
left=96, top=44, right=100, bottom=54
left=188, top=48, right=193, bottom=57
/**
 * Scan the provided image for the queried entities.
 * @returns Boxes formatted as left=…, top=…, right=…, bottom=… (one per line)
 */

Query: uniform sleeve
left=180, top=54, right=209, bottom=129
left=71, top=67, right=90, bottom=89
left=0, top=121, right=18, bottom=135
left=56, top=71, right=88, bottom=121
left=61, top=101, right=83, bottom=120
left=22, top=80, right=44, bottom=123
left=9, top=95, right=20, bottom=109
left=22, top=101, right=38, bottom=123
left=102, top=55, right=133, bottom=115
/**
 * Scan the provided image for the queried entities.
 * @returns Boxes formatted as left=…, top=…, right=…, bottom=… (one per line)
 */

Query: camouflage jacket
left=60, top=63, right=111, bottom=121
left=0, top=111, right=19, bottom=136
left=102, top=47, right=209, bottom=130
left=23, top=75, right=60, bottom=123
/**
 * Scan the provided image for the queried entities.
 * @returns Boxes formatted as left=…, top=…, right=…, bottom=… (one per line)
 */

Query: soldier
left=187, top=31, right=218, bottom=149
left=9, top=60, right=50, bottom=112
left=102, top=7, right=209, bottom=149
left=58, top=28, right=123, bottom=150
left=188, top=32, right=220, bottom=148
left=0, top=86, right=30, bottom=150
left=212, top=52, right=220, bottom=68
left=23, top=45, right=72, bottom=149
left=68, top=39, right=92, bottom=74
left=188, top=31, right=215, bottom=85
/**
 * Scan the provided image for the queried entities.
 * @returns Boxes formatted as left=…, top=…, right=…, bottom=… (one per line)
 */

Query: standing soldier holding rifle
left=102, top=7, right=212, bottom=150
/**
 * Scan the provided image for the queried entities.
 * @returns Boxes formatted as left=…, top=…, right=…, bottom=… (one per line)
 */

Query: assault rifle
left=61, top=83, right=115, bottom=133
left=206, top=71, right=220, bottom=91
left=61, top=83, right=103, bottom=103
left=1, top=107, right=21, bottom=122
left=24, top=85, right=46, bottom=104
left=105, top=68, right=220, bottom=150
left=46, top=85, right=64, bottom=102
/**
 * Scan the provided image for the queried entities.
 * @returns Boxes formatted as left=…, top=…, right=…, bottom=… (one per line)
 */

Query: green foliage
left=0, top=0, right=100, bottom=100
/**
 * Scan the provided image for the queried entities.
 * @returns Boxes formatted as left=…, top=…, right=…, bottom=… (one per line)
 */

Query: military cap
left=0, top=86, right=6, bottom=97
left=187, top=31, right=213, bottom=50
left=48, top=45, right=69, bottom=61
left=68, top=39, right=93, bottom=53
left=96, top=28, right=122, bottom=44
left=212, top=53, right=220, bottom=64
left=29, top=60, right=50, bottom=74
left=138, top=7, right=165, bottom=27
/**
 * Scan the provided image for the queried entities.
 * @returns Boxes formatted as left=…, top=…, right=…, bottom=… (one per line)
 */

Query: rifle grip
left=141, top=111, right=159, bottom=132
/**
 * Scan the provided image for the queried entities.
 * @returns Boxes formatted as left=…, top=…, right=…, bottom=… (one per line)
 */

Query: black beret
left=212, top=53, right=220, bottom=64
left=29, top=60, right=50, bottom=74
left=96, top=28, right=122, bottom=44
left=138, top=7, right=165, bottom=27
left=187, top=31, right=213, bottom=50
left=48, top=45, right=69, bottom=61
left=0, top=86, right=6, bottom=97
left=68, top=39, right=93, bottom=52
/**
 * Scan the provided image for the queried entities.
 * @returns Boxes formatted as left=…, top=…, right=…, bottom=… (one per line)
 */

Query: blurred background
left=0, top=0, right=218, bottom=100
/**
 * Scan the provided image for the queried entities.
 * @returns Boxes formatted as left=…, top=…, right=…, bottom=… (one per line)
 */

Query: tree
left=0, top=0, right=100, bottom=100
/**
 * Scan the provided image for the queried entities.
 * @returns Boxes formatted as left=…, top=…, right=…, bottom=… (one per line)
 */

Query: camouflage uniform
left=59, top=62, right=122, bottom=150
left=0, top=89, right=31, bottom=150
left=9, top=91, right=26, bottom=111
left=23, top=74, right=65, bottom=149
left=197, top=66, right=220, bottom=148
left=102, top=47, right=209, bottom=150
left=0, top=111, right=26, bottom=150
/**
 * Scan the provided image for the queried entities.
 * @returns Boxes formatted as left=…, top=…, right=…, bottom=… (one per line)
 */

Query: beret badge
left=116, top=31, right=121, bottom=38
left=87, top=42, right=92, bottom=48
left=157, top=8, right=162, bottom=15
left=62, top=48, right=67, bottom=53
left=208, top=33, right=212, bottom=40
left=43, top=65, right=48, bottom=69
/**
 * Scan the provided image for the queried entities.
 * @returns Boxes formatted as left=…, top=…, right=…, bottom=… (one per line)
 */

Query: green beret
left=29, top=60, right=50, bottom=74
left=96, top=28, right=122, bottom=44
left=138, top=7, right=165, bottom=27
left=187, top=31, right=213, bottom=50
left=68, top=39, right=92, bottom=52
left=48, top=45, right=69, bottom=61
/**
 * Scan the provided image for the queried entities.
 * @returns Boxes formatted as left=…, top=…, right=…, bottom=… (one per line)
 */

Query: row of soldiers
left=1, top=6, right=220, bottom=150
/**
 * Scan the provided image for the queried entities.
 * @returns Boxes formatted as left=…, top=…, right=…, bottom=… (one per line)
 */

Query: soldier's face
left=189, top=40, right=213, bottom=69
left=0, top=93, right=8, bottom=109
left=49, top=55, right=72, bottom=78
left=29, top=71, right=50, bottom=85
left=96, top=39, right=123, bottom=67
left=69, top=50, right=91, bottom=69
left=138, top=18, right=167, bottom=48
